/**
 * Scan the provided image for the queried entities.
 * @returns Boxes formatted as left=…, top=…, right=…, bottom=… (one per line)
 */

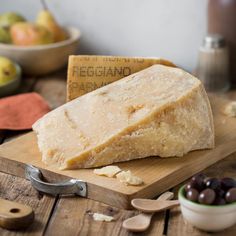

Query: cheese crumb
left=93, top=213, right=114, bottom=222
left=224, top=101, right=236, bottom=117
left=116, top=170, right=143, bottom=186
left=93, top=165, right=121, bottom=177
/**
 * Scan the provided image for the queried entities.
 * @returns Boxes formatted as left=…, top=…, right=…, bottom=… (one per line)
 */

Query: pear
left=10, top=22, right=53, bottom=46
left=0, top=26, right=11, bottom=43
left=0, top=12, right=25, bottom=28
left=36, top=10, right=67, bottom=42
left=0, top=56, right=17, bottom=86
left=0, top=12, right=25, bottom=44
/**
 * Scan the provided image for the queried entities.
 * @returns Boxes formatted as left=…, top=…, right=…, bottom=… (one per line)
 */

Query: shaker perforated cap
left=203, top=34, right=226, bottom=48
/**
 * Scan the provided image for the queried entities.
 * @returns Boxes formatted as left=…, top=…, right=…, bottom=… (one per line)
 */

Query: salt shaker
left=196, top=34, right=230, bottom=92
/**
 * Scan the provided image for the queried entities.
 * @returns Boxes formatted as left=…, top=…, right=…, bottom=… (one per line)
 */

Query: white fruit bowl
left=178, top=186, right=236, bottom=232
left=0, top=27, right=80, bottom=76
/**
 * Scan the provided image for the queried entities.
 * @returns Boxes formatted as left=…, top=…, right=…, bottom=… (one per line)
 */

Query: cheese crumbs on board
left=223, top=101, right=236, bottom=117
left=93, top=213, right=114, bottom=222
left=93, top=165, right=121, bottom=177
left=116, top=170, right=143, bottom=186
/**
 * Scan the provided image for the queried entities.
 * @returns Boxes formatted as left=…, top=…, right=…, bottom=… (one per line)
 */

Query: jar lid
left=203, top=34, right=226, bottom=48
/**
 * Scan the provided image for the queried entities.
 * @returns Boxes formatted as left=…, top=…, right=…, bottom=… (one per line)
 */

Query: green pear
left=36, top=10, right=67, bottom=42
left=0, top=26, right=11, bottom=43
left=0, top=12, right=25, bottom=28
left=0, top=56, right=17, bottom=86
left=10, top=22, right=53, bottom=46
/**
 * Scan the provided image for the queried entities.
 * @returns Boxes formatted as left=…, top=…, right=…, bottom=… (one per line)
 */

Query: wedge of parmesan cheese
left=32, top=65, right=214, bottom=170
left=93, top=166, right=121, bottom=177
left=116, top=170, right=143, bottom=186
left=93, top=213, right=114, bottom=222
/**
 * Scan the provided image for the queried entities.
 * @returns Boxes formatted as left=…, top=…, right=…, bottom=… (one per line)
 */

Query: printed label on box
left=67, top=55, right=175, bottom=101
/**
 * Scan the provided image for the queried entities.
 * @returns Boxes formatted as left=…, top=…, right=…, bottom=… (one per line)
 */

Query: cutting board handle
left=25, top=165, right=87, bottom=197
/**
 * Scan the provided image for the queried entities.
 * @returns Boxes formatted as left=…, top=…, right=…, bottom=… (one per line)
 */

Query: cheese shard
left=116, top=171, right=143, bottom=186
left=94, top=166, right=121, bottom=177
left=32, top=65, right=214, bottom=170
left=93, top=213, right=114, bottom=222
left=223, top=101, right=236, bottom=117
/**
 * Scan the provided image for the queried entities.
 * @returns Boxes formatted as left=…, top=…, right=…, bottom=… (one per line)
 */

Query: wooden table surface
left=0, top=71, right=236, bottom=236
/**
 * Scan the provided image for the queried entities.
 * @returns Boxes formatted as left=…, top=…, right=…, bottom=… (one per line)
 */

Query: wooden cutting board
left=0, top=94, right=236, bottom=209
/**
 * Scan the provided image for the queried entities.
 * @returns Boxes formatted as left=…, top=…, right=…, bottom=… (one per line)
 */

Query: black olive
left=213, top=197, right=226, bottom=205
left=198, top=188, right=216, bottom=205
left=205, top=177, right=221, bottom=190
left=225, top=188, right=236, bottom=203
left=191, top=173, right=205, bottom=190
left=186, top=188, right=199, bottom=202
left=215, top=188, right=225, bottom=198
left=185, top=178, right=203, bottom=191
left=221, top=178, right=236, bottom=191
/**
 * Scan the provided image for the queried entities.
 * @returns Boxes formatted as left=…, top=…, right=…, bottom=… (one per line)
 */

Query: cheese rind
left=32, top=65, right=214, bottom=170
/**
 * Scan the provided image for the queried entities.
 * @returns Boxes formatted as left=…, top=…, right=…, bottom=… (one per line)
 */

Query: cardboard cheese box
left=67, top=55, right=175, bottom=101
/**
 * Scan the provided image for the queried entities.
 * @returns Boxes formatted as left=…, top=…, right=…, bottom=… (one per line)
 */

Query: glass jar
left=208, top=0, right=236, bottom=83
left=196, top=34, right=230, bottom=92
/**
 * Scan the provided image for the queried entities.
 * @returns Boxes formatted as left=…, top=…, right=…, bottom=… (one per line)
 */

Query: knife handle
left=0, top=198, right=34, bottom=230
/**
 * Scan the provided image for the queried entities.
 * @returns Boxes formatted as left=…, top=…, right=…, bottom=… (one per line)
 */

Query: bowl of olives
left=178, top=174, right=236, bottom=232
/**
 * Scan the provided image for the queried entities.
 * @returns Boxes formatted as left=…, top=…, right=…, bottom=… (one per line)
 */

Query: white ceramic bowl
left=0, top=63, right=21, bottom=97
left=0, top=27, right=80, bottom=76
left=178, top=186, right=236, bottom=232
